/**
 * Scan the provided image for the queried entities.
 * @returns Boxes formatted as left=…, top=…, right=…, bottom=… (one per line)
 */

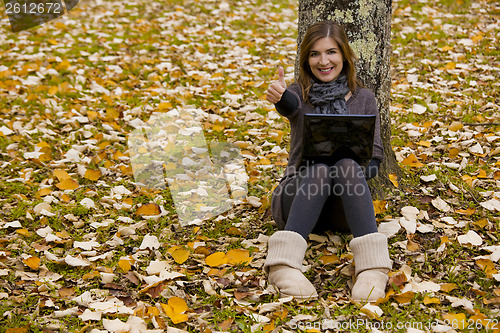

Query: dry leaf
left=170, top=247, right=190, bottom=264
left=205, top=252, right=227, bottom=267
left=23, top=256, right=40, bottom=270
left=56, top=178, right=79, bottom=190
left=225, top=249, right=252, bottom=265
left=135, top=203, right=161, bottom=216
left=84, top=169, right=101, bottom=181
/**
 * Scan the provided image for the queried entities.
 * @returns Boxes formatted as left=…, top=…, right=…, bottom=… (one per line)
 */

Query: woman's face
left=308, top=37, right=344, bottom=83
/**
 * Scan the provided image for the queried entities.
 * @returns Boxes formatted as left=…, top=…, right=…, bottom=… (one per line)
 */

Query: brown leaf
left=218, top=318, right=233, bottom=331
left=58, top=287, right=75, bottom=297
left=234, top=288, right=250, bottom=300
left=393, top=291, right=415, bottom=304
left=135, top=203, right=161, bottom=216
left=440, top=283, right=458, bottom=293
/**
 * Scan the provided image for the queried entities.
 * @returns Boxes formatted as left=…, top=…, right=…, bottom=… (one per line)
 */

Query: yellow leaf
left=259, top=157, right=271, bottom=165
left=319, top=254, right=340, bottom=265
left=147, top=306, right=160, bottom=317
left=158, top=102, right=173, bottom=111
left=393, top=291, right=415, bottom=304
left=82, top=270, right=100, bottom=280
left=53, top=169, right=71, bottom=181
left=373, top=200, right=387, bottom=215
left=106, top=108, right=120, bottom=121
left=401, top=154, right=424, bottom=168
left=55, top=60, right=71, bottom=71
left=37, top=188, right=53, bottom=196
left=456, top=208, right=476, bottom=216
left=440, top=283, right=458, bottom=293
left=472, top=218, right=489, bottom=229
left=54, top=22, right=66, bottom=29
left=47, top=86, right=59, bottom=95
left=87, top=111, right=98, bottom=121
left=442, top=313, right=466, bottom=329
left=441, top=46, right=453, bottom=52
left=417, top=140, right=431, bottom=147
left=389, top=174, right=398, bottom=187
left=118, top=258, right=133, bottom=272
left=23, top=256, right=40, bottom=270
left=225, top=249, right=252, bottom=266
left=135, top=203, right=161, bottom=216
left=16, top=229, right=30, bottom=237
left=448, top=121, right=464, bottom=132
left=471, top=34, right=483, bottom=43
left=477, top=169, right=487, bottom=179
left=56, top=178, right=79, bottom=190
left=162, top=297, right=189, bottom=324
left=84, top=169, right=101, bottom=181
left=171, top=248, right=190, bottom=264
left=445, top=62, right=456, bottom=70
left=165, top=307, right=188, bottom=324
left=423, top=296, right=441, bottom=305
left=169, top=296, right=188, bottom=313
left=205, top=252, right=227, bottom=267
left=476, top=259, right=498, bottom=278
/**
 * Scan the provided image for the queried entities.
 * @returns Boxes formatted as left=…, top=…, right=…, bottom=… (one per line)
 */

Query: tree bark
left=297, top=0, right=401, bottom=197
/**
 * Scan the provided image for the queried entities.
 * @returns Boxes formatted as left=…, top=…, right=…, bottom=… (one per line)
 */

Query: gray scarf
left=308, top=75, right=350, bottom=114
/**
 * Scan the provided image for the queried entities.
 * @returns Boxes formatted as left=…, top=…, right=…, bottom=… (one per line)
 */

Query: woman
left=264, top=20, right=391, bottom=302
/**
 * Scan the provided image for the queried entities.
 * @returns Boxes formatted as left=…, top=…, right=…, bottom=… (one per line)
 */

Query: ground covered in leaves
left=0, top=0, right=499, bottom=331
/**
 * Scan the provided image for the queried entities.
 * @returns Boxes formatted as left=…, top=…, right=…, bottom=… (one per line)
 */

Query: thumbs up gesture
left=266, top=67, right=287, bottom=104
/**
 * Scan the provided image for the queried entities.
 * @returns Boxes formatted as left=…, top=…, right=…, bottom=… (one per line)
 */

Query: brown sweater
left=275, top=83, right=384, bottom=179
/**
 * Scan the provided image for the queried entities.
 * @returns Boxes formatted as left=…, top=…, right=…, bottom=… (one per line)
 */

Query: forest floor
left=0, top=0, right=499, bottom=332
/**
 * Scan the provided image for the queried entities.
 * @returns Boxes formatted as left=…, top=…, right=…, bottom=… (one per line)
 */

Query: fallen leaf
left=135, top=203, right=161, bottom=216
left=170, top=247, right=190, bottom=264
left=225, top=249, right=252, bottom=265
left=84, top=169, right=101, bottom=181
left=206, top=252, right=227, bottom=267
left=23, top=256, right=40, bottom=270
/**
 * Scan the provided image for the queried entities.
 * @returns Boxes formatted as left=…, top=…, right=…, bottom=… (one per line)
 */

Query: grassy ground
left=0, top=0, right=499, bottom=332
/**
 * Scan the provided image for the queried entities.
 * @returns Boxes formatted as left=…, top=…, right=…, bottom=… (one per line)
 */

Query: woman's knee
left=332, top=158, right=364, bottom=179
left=310, top=163, right=330, bottom=177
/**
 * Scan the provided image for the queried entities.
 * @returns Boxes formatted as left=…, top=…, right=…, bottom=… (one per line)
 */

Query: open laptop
left=300, top=114, right=376, bottom=167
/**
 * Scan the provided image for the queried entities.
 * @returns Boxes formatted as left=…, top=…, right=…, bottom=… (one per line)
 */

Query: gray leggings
left=280, top=159, right=378, bottom=239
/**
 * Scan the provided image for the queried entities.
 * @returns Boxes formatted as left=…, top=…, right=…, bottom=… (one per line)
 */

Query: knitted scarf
left=308, top=74, right=350, bottom=114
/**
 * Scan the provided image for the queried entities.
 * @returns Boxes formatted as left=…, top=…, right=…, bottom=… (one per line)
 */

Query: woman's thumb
left=278, top=67, right=285, bottom=86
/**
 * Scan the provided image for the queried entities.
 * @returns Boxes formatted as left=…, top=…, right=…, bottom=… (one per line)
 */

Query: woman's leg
left=329, top=158, right=378, bottom=237
left=281, top=163, right=333, bottom=239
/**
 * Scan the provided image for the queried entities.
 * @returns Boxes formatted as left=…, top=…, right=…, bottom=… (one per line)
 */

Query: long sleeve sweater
left=275, top=83, right=384, bottom=179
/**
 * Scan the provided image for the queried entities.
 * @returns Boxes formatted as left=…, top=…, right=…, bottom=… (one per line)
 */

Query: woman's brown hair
left=297, top=20, right=361, bottom=101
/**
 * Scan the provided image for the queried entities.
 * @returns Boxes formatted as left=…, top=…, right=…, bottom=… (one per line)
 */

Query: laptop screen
left=301, top=114, right=376, bottom=167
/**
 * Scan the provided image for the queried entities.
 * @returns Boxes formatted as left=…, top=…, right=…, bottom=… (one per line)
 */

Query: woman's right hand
left=266, top=67, right=286, bottom=104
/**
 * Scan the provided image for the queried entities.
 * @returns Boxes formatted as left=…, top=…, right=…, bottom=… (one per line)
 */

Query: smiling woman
left=308, top=37, right=344, bottom=83
left=264, top=20, right=391, bottom=303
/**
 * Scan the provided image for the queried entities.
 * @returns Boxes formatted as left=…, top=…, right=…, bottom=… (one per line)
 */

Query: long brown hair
left=298, top=20, right=361, bottom=101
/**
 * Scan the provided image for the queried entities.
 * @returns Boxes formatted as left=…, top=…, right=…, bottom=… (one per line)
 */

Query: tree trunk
left=296, top=0, right=401, bottom=197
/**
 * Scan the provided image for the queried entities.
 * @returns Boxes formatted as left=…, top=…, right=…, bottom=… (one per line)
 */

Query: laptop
left=300, top=114, right=376, bottom=167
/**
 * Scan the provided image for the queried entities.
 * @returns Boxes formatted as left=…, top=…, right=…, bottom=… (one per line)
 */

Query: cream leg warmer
left=349, top=232, right=392, bottom=302
left=264, top=230, right=318, bottom=300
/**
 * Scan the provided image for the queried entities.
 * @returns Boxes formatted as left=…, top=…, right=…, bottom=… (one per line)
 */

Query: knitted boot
left=349, top=232, right=392, bottom=302
left=264, top=230, right=318, bottom=300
